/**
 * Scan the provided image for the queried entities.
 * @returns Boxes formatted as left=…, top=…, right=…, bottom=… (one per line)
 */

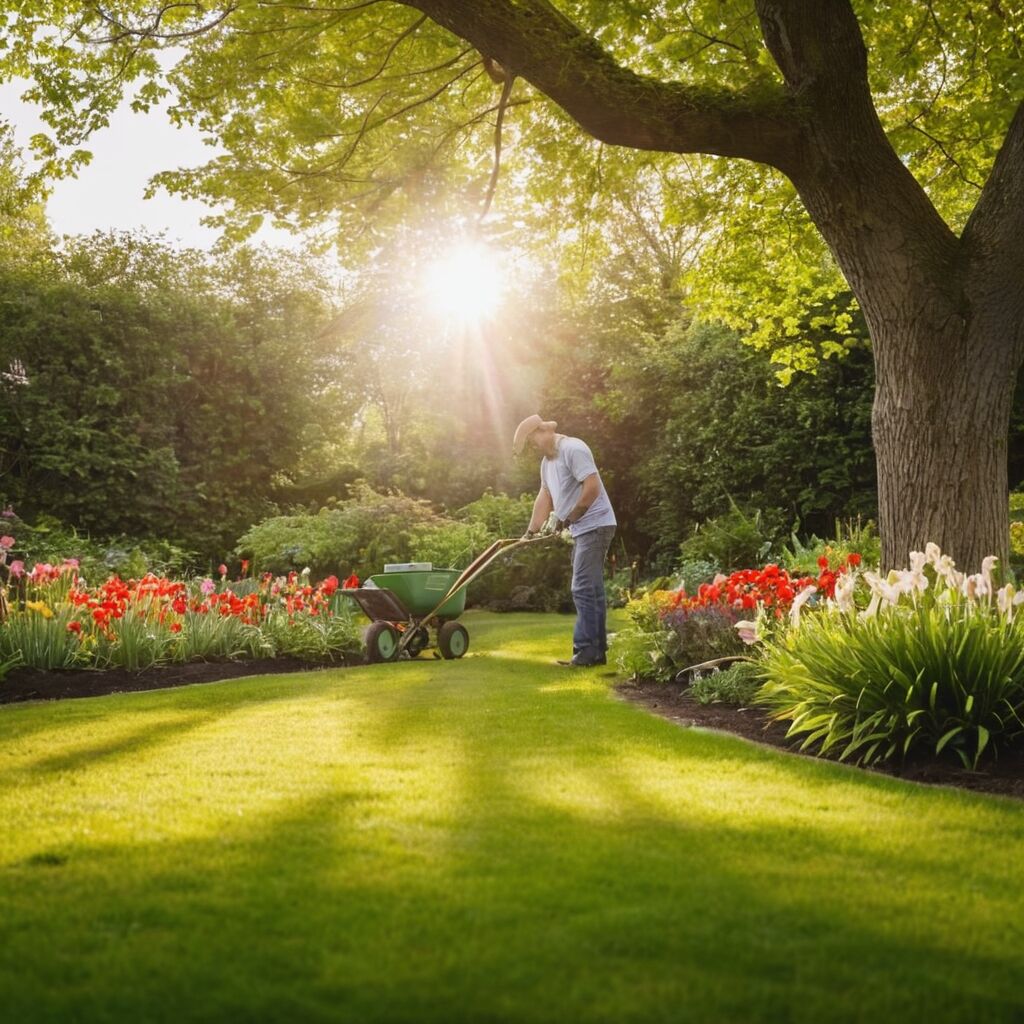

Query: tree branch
left=397, top=0, right=803, bottom=174
left=962, top=100, right=1024, bottom=302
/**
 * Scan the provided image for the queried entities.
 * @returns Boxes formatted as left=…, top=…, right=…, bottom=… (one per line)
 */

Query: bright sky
left=0, top=79, right=295, bottom=250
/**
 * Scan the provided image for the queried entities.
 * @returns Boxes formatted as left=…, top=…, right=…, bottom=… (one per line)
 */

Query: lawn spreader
left=343, top=528, right=558, bottom=663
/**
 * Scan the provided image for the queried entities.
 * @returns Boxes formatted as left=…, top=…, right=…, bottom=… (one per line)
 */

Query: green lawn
left=2, top=610, right=1023, bottom=1023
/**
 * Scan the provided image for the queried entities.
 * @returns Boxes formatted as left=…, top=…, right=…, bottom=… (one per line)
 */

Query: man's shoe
left=556, top=655, right=607, bottom=667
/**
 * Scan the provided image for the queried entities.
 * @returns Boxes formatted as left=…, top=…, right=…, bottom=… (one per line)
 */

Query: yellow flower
left=25, top=600, right=54, bottom=619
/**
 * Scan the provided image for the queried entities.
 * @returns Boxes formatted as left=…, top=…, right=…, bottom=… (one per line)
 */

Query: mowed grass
left=2, top=611, right=1024, bottom=1024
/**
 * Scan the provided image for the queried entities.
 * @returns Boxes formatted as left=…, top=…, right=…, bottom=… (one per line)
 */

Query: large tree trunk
left=870, top=308, right=1017, bottom=571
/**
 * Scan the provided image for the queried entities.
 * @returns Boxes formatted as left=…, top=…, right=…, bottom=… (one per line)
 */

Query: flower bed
left=0, top=535, right=366, bottom=684
left=612, top=553, right=860, bottom=682
left=616, top=541, right=1024, bottom=773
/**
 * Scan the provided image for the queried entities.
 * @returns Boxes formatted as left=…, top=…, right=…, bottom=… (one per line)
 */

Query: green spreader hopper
left=342, top=563, right=470, bottom=662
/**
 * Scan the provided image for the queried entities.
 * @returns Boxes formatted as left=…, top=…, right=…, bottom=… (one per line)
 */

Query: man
left=513, top=414, right=617, bottom=667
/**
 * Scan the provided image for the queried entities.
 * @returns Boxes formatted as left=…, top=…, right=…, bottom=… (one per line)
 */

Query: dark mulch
left=617, top=677, right=1024, bottom=802
left=0, top=656, right=360, bottom=705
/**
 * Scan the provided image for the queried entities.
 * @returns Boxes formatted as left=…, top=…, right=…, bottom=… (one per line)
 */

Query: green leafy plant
left=0, top=603, right=83, bottom=670
left=689, top=661, right=764, bottom=706
left=93, top=606, right=174, bottom=672
left=758, top=548, right=1024, bottom=768
left=171, top=613, right=266, bottom=663
left=678, top=503, right=775, bottom=572
left=779, top=517, right=880, bottom=576
left=611, top=592, right=680, bottom=683
left=262, top=606, right=362, bottom=663
left=672, top=558, right=721, bottom=593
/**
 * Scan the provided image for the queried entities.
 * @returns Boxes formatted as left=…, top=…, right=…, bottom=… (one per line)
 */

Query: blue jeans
left=571, top=525, right=616, bottom=662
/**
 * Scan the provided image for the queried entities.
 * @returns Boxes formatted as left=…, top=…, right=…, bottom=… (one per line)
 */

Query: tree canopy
left=3, top=0, right=1023, bottom=566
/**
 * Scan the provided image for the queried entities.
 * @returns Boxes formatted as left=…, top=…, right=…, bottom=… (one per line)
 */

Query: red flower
left=218, top=563, right=228, bottom=577
left=67, top=621, right=82, bottom=634
left=241, top=559, right=250, bottom=574
left=817, top=556, right=830, bottom=570
left=342, top=573, right=360, bottom=589
left=847, top=552, right=862, bottom=567
left=170, top=622, right=182, bottom=633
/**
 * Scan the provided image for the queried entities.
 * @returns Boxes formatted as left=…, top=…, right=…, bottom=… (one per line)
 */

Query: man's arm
left=526, top=486, right=554, bottom=535
left=566, top=473, right=600, bottom=524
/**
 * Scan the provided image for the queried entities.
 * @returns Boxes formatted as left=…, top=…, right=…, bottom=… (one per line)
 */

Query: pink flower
left=63, top=558, right=80, bottom=569
left=8, top=560, right=24, bottom=578
left=200, top=578, right=216, bottom=596
left=218, top=563, right=228, bottom=577
left=0, top=536, right=14, bottom=549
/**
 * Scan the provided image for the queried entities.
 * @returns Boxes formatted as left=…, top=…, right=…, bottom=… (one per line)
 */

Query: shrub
left=672, top=558, right=721, bottom=593
left=235, top=484, right=450, bottom=578
left=779, top=517, right=880, bottom=576
left=660, top=604, right=746, bottom=668
left=689, top=661, right=764, bottom=706
left=678, top=504, right=775, bottom=572
left=1, top=512, right=197, bottom=582
left=611, top=591, right=679, bottom=682
left=758, top=546, right=1024, bottom=768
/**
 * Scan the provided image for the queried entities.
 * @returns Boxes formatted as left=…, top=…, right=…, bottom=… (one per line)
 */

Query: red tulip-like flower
left=218, top=564, right=228, bottom=577
left=343, top=573, right=360, bottom=590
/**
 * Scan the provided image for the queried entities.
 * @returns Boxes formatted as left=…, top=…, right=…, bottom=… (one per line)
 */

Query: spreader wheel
left=405, top=627, right=430, bottom=657
left=437, top=621, right=469, bottom=659
left=365, top=620, right=399, bottom=663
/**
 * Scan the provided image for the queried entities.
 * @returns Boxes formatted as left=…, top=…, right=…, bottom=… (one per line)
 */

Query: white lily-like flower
left=981, top=555, right=999, bottom=594
left=909, top=550, right=927, bottom=573
left=998, top=583, right=1015, bottom=617
left=789, top=585, right=817, bottom=627
left=833, top=572, right=857, bottom=614
left=734, top=620, right=758, bottom=645
left=859, top=592, right=882, bottom=620
left=900, top=568, right=929, bottom=595
left=925, top=542, right=942, bottom=566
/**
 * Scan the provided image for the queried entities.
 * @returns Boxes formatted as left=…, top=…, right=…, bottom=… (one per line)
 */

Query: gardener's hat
left=513, top=414, right=557, bottom=455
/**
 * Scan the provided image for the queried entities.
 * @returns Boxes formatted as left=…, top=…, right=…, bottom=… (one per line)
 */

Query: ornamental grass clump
left=758, top=544, right=1024, bottom=768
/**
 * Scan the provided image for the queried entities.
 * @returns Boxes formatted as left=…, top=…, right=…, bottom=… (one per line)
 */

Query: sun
left=424, top=241, right=503, bottom=324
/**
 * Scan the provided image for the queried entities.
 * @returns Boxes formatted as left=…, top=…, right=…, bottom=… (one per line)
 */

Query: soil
left=0, top=655, right=359, bottom=705
left=617, top=677, right=1024, bottom=802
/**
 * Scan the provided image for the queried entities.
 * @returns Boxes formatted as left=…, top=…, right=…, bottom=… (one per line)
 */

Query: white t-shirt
left=540, top=436, right=617, bottom=538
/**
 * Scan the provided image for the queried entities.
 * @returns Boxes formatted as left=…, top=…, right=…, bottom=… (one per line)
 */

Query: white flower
left=997, top=584, right=1015, bottom=617
left=981, top=555, right=999, bottom=594
left=909, top=550, right=927, bottom=573
left=734, top=620, right=758, bottom=645
left=925, top=542, right=942, bottom=565
left=900, top=568, right=929, bottom=595
left=833, top=572, right=857, bottom=614
left=859, top=593, right=882, bottom=620
left=789, top=585, right=817, bottom=628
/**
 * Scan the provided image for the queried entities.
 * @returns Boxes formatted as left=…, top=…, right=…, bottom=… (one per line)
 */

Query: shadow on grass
left=2, top=646, right=1024, bottom=1023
